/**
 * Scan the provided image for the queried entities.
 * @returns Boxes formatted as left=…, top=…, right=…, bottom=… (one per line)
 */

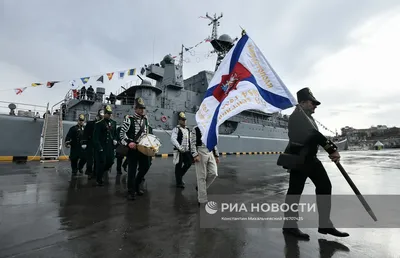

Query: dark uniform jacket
left=93, top=118, right=117, bottom=160
left=65, top=124, right=85, bottom=159
left=284, top=106, right=336, bottom=160
left=83, top=120, right=96, bottom=145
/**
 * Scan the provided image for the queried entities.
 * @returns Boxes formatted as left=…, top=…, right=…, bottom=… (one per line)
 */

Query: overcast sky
left=1, top=0, right=400, bottom=135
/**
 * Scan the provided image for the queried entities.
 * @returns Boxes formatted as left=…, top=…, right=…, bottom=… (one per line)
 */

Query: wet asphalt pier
left=1, top=150, right=400, bottom=258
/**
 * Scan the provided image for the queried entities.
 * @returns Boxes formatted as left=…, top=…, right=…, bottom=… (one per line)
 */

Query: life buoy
left=161, top=116, right=167, bottom=123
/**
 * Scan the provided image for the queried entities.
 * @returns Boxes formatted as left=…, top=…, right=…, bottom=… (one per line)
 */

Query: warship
left=0, top=13, right=347, bottom=161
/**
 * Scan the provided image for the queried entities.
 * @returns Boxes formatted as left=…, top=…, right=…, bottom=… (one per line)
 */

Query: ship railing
left=63, top=90, right=162, bottom=107
left=64, top=89, right=73, bottom=103
left=116, top=79, right=149, bottom=95
left=63, top=89, right=77, bottom=110
left=51, top=99, right=66, bottom=114
left=0, top=100, right=47, bottom=117
left=68, top=94, right=145, bottom=106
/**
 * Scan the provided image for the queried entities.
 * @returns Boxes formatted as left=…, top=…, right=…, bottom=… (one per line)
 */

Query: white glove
left=179, top=147, right=185, bottom=153
left=81, top=145, right=87, bottom=149
left=113, top=140, right=117, bottom=145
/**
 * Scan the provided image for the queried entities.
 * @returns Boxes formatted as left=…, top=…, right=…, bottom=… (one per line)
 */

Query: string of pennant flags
left=10, top=37, right=213, bottom=96
left=314, top=118, right=337, bottom=135
left=29, top=67, right=137, bottom=90
left=67, top=68, right=137, bottom=88
left=0, top=87, right=29, bottom=95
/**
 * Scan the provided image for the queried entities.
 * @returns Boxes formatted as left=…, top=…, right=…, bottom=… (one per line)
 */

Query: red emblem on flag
left=212, top=62, right=251, bottom=102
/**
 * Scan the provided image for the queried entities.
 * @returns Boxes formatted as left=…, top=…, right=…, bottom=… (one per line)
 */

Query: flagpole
left=296, top=104, right=377, bottom=221
left=239, top=25, right=246, bottom=37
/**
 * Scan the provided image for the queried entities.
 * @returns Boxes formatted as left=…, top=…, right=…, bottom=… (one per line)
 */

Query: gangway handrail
left=58, top=112, right=63, bottom=157
left=39, top=102, right=50, bottom=155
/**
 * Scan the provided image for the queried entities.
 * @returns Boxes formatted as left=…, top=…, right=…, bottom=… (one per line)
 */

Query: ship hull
left=0, top=114, right=347, bottom=158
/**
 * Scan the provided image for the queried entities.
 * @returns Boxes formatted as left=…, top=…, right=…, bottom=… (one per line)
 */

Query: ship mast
left=204, top=12, right=236, bottom=71
left=178, top=44, right=184, bottom=68
left=205, top=12, right=223, bottom=40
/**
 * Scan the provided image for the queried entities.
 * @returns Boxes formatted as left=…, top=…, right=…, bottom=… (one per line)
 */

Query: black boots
left=127, top=192, right=136, bottom=200
left=318, top=228, right=349, bottom=237
left=282, top=227, right=350, bottom=240
left=282, top=228, right=310, bottom=240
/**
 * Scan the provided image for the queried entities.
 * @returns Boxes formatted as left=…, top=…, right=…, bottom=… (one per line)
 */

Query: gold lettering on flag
left=217, top=89, right=269, bottom=121
left=247, top=44, right=273, bottom=88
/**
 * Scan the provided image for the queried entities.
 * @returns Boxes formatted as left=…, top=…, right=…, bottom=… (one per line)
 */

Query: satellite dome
left=162, top=54, right=174, bottom=64
left=218, top=34, right=233, bottom=43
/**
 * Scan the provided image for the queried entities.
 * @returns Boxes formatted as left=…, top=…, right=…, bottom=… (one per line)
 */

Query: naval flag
left=195, top=33, right=297, bottom=151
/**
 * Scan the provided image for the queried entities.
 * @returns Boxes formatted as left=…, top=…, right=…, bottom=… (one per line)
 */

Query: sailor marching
left=65, top=114, right=87, bottom=176
left=93, top=105, right=118, bottom=186
left=170, top=112, right=193, bottom=188
left=119, top=97, right=153, bottom=200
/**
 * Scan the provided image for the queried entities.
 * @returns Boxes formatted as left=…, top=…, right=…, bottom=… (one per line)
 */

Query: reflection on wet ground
left=1, top=149, right=400, bottom=257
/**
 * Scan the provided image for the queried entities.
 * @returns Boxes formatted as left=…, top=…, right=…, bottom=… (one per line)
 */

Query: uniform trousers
left=283, top=158, right=333, bottom=228
left=195, top=146, right=218, bottom=203
left=95, top=150, right=114, bottom=184
left=127, top=149, right=150, bottom=194
left=70, top=156, right=86, bottom=174
left=85, top=143, right=95, bottom=175
left=116, top=153, right=128, bottom=173
left=175, top=151, right=193, bottom=185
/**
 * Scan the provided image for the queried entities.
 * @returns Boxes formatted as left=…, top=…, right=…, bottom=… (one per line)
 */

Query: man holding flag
left=279, top=88, right=348, bottom=239
left=196, top=31, right=348, bottom=239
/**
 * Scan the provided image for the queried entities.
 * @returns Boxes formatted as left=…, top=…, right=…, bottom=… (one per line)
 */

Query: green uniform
left=93, top=118, right=117, bottom=184
left=65, top=124, right=86, bottom=174
left=83, top=120, right=96, bottom=176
